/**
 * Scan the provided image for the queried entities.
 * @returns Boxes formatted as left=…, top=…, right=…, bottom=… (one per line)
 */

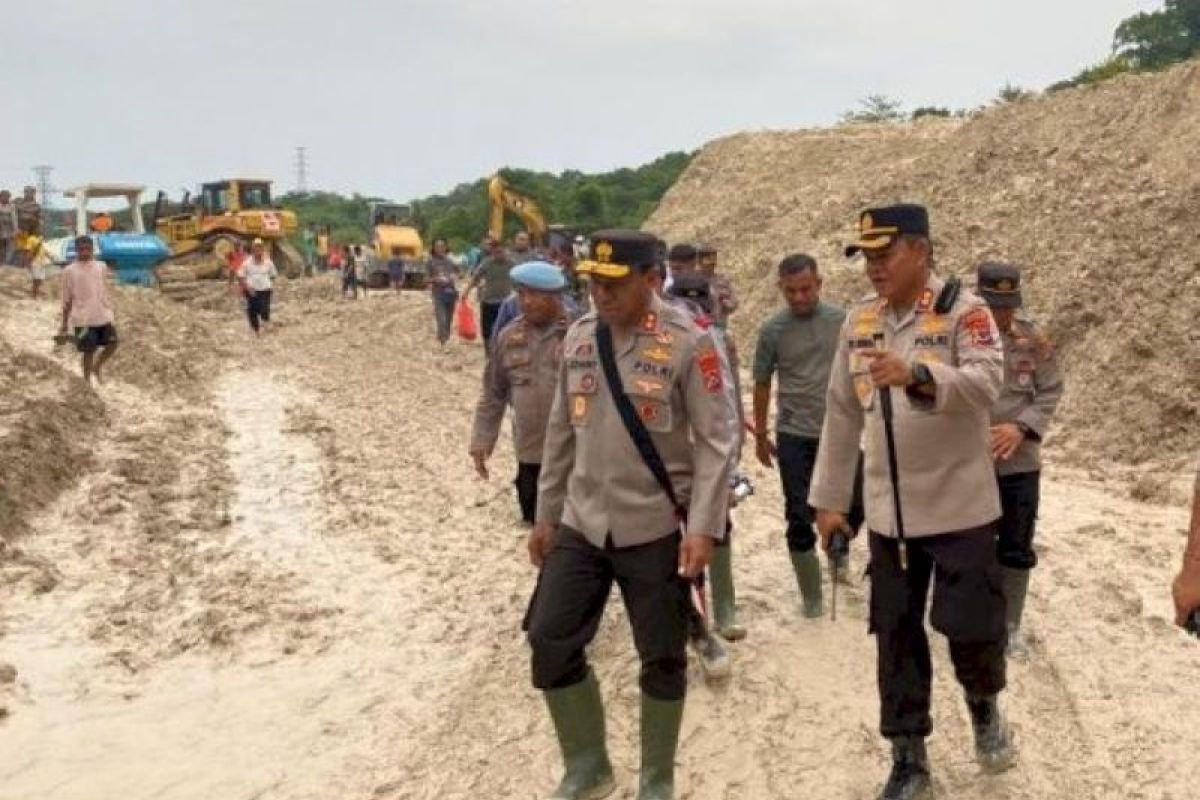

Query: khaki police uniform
left=528, top=291, right=737, bottom=701
left=470, top=313, right=570, bottom=523
left=810, top=269, right=1010, bottom=739
left=991, top=312, right=1063, bottom=568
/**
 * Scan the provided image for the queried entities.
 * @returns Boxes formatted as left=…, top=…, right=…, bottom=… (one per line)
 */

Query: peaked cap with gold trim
left=844, top=203, right=930, bottom=257
left=577, top=229, right=659, bottom=279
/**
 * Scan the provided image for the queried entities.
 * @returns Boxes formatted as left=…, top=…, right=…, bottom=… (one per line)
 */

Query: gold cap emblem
left=861, top=212, right=874, bottom=232
left=997, top=278, right=1014, bottom=291
left=595, top=241, right=614, bottom=263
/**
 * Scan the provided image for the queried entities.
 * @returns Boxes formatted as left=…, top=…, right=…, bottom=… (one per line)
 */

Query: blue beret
left=511, top=260, right=566, bottom=291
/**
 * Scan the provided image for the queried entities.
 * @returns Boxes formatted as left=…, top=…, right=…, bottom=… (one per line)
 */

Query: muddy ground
left=0, top=272, right=1196, bottom=800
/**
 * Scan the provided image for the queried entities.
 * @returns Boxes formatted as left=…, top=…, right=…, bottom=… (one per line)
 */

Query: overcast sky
left=2, top=0, right=1160, bottom=206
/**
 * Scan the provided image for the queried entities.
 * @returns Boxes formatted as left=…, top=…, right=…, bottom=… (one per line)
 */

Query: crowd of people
left=457, top=205, right=1199, bottom=800
left=15, top=197, right=1199, bottom=800
left=1, top=185, right=50, bottom=298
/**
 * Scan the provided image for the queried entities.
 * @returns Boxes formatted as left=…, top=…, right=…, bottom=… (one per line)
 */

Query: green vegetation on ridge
left=279, top=152, right=692, bottom=250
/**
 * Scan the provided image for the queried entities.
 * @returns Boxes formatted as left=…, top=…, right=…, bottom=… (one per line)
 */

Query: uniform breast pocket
left=629, top=393, right=673, bottom=433
left=1006, top=355, right=1037, bottom=393
left=849, top=348, right=876, bottom=411
left=566, top=368, right=599, bottom=427
left=503, top=349, right=531, bottom=370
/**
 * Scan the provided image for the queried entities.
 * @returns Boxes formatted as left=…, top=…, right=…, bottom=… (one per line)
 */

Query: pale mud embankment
left=0, top=271, right=1195, bottom=799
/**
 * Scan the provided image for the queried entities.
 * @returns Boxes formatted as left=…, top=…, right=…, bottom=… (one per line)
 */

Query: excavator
left=487, top=174, right=548, bottom=244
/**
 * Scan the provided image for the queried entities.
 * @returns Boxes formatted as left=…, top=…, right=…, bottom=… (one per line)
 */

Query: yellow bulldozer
left=152, top=179, right=305, bottom=279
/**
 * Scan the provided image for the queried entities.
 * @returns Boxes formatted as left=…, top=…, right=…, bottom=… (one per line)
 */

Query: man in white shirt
left=59, top=236, right=118, bottom=385
left=242, top=238, right=278, bottom=335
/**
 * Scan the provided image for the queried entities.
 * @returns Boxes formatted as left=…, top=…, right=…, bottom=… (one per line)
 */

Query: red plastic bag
left=455, top=299, right=478, bottom=341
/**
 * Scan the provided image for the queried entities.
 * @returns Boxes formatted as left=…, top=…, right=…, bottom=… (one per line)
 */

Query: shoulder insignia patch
left=697, top=347, right=724, bottom=394
left=961, top=307, right=997, bottom=347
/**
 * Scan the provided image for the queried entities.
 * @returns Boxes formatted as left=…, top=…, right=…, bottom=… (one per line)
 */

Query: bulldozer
left=152, top=179, right=305, bottom=279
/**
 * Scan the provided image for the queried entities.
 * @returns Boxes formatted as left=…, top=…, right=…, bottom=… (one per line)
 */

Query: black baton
left=873, top=332, right=909, bottom=571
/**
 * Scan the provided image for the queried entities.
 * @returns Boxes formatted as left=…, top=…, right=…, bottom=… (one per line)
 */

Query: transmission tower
left=295, top=147, right=309, bottom=195
left=33, top=165, right=54, bottom=234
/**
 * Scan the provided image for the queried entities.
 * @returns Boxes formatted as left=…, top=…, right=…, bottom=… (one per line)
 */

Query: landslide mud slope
left=647, top=61, right=1200, bottom=467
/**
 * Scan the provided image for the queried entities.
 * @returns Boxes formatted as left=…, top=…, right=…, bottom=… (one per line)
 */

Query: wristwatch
left=910, top=362, right=934, bottom=387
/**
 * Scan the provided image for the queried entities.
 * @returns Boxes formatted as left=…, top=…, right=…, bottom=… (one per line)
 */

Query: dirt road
left=0, top=276, right=1196, bottom=799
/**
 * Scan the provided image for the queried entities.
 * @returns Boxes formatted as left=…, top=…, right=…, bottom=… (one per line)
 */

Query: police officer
left=665, top=272, right=742, bottom=679
left=470, top=261, right=572, bottom=525
left=527, top=231, right=737, bottom=800
left=810, top=205, right=1013, bottom=799
left=697, top=243, right=738, bottom=330
left=665, top=243, right=698, bottom=289
left=977, top=262, right=1064, bottom=658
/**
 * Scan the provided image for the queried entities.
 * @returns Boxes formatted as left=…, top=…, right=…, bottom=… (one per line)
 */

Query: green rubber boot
left=637, top=693, right=684, bottom=800
left=709, top=546, right=746, bottom=641
left=543, top=672, right=617, bottom=800
left=1002, top=567, right=1031, bottom=659
left=790, top=550, right=824, bottom=618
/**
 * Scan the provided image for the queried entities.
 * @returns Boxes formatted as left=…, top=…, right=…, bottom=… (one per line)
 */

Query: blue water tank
left=65, top=233, right=171, bottom=286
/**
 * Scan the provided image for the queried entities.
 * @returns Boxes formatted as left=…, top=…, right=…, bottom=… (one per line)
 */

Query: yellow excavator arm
left=488, top=174, right=548, bottom=244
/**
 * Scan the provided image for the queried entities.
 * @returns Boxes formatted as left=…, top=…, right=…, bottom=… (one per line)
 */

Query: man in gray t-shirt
left=752, top=253, right=863, bottom=617
left=465, top=236, right=514, bottom=344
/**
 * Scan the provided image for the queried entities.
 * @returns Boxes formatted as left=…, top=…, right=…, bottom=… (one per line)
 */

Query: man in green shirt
left=753, top=253, right=863, bottom=616
left=466, top=235, right=515, bottom=344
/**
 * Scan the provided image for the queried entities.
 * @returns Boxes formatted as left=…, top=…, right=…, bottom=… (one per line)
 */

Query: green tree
left=569, top=182, right=609, bottom=227
left=841, top=94, right=905, bottom=124
left=1115, top=6, right=1195, bottom=68
left=278, top=151, right=694, bottom=252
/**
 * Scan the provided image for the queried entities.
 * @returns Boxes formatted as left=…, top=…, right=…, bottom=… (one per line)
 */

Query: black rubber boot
left=878, top=736, right=932, bottom=800
left=966, top=694, right=1015, bottom=773
left=543, top=671, right=617, bottom=799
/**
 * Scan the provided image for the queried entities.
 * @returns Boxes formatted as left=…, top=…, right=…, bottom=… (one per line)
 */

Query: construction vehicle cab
left=200, top=179, right=274, bottom=214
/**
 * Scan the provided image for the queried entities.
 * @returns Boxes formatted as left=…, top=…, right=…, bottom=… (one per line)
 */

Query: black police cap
left=578, top=230, right=659, bottom=279
left=977, top=261, right=1023, bottom=309
left=845, top=203, right=930, bottom=257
